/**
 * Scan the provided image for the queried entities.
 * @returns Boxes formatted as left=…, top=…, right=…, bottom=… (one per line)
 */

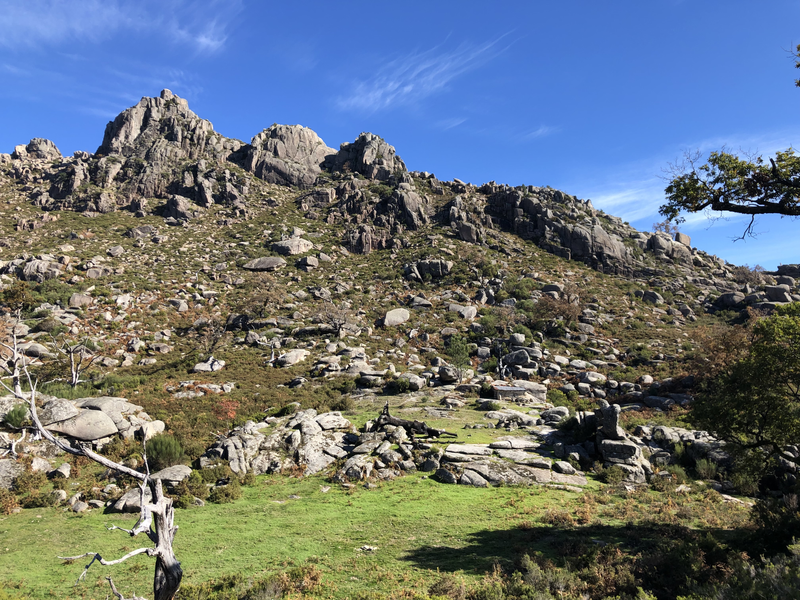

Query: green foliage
left=385, top=377, right=410, bottom=395
left=199, top=464, right=233, bottom=484
left=3, top=404, right=28, bottom=428
left=511, top=324, right=533, bottom=342
left=145, top=433, right=185, bottom=471
left=446, top=335, right=470, bottom=369
left=208, top=479, right=242, bottom=504
left=694, top=458, right=718, bottom=480
left=661, top=148, right=800, bottom=235
left=692, top=304, right=800, bottom=468
left=0, top=281, right=35, bottom=312
left=595, top=463, right=626, bottom=485
left=546, top=389, right=568, bottom=406
left=14, top=468, right=47, bottom=495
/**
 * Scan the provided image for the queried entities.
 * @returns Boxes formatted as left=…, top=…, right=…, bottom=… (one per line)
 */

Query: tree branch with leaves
left=660, top=44, right=800, bottom=238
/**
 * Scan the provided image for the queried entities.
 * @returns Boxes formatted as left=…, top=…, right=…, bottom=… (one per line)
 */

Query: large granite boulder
left=12, top=138, right=62, bottom=161
left=272, top=238, right=314, bottom=255
left=243, top=124, right=335, bottom=188
left=242, top=256, right=286, bottom=272
left=45, top=409, right=118, bottom=440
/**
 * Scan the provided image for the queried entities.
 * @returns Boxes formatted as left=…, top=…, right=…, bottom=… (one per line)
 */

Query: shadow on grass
left=403, top=521, right=755, bottom=600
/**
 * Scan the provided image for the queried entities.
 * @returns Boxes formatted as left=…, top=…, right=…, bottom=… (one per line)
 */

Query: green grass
left=0, top=474, right=584, bottom=600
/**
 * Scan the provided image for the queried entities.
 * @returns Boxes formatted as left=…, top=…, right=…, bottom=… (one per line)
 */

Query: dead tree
left=375, top=402, right=457, bottom=439
left=0, top=345, right=182, bottom=599
left=48, top=334, right=100, bottom=387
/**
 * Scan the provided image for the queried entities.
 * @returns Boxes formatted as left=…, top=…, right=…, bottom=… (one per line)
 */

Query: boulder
left=242, top=256, right=286, bottom=272
left=151, top=465, right=192, bottom=485
left=68, top=293, right=93, bottom=308
left=39, top=398, right=80, bottom=425
left=0, top=459, right=23, bottom=490
left=324, top=132, right=407, bottom=181
left=45, top=409, right=118, bottom=440
left=438, top=365, right=460, bottom=383
left=674, top=232, right=691, bottom=247
left=192, top=357, right=225, bottom=373
left=384, top=308, right=410, bottom=326
left=244, top=124, right=335, bottom=188
left=315, top=412, right=352, bottom=431
left=277, top=349, right=310, bottom=367
left=13, top=138, right=62, bottom=161
left=272, top=238, right=314, bottom=256
left=448, top=304, right=477, bottom=320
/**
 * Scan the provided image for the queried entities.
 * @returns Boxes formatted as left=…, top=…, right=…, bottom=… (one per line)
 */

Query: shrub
left=199, top=464, right=233, bottom=484
left=547, top=389, right=568, bottom=405
left=0, top=489, right=19, bottom=515
left=479, top=382, right=495, bottom=398
left=334, top=378, right=356, bottom=394
left=429, top=574, right=467, bottom=600
left=3, top=404, right=28, bottom=429
left=541, top=508, right=575, bottom=527
left=385, top=377, right=410, bottom=395
left=145, top=434, right=184, bottom=471
left=667, top=464, right=688, bottom=484
left=14, top=468, right=47, bottom=494
left=327, top=395, right=355, bottom=412
left=694, top=458, right=718, bottom=480
left=22, top=491, right=59, bottom=508
left=209, top=479, right=242, bottom=504
left=595, top=463, right=626, bottom=485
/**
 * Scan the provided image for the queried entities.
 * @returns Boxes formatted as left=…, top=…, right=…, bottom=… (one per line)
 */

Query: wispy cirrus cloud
left=0, top=0, right=241, bottom=54
left=520, top=125, right=559, bottom=141
left=437, top=117, right=468, bottom=131
left=337, top=35, right=512, bottom=113
left=0, top=1, right=136, bottom=48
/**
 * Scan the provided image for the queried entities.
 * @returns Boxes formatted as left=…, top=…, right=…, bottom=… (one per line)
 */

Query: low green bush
left=145, top=434, right=184, bottom=471
left=595, top=463, right=626, bottom=485
left=385, top=377, right=410, bottom=395
left=3, top=404, right=28, bottom=429
left=694, top=458, right=718, bottom=480
left=208, top=479, right=242, bottom=504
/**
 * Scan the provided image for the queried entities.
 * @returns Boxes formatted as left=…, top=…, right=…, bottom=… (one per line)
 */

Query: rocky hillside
left=1, top=89, right=799, bottom=498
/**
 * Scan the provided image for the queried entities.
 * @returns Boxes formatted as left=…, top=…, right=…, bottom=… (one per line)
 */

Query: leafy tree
left=660, top=44, right=800, bottom=237
left=446, top=335, right=471, bottom=383
left=692, top=303, right=800, bottom=465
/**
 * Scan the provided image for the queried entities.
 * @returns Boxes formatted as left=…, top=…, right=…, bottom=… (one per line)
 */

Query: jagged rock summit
left=0, top=89, right=753, bottom=279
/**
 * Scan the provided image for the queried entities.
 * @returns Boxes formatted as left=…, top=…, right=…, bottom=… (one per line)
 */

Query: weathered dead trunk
left=149, top=479, right=182, bottom=600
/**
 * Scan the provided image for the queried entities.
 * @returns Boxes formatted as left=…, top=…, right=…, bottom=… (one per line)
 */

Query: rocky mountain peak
left=243, top=124, right=335, bottom=188
left=11, top=138, right=62, bottom=161
left=325, top=132, right=407, bottom=181
left=96, top=89, right=238, bottom=162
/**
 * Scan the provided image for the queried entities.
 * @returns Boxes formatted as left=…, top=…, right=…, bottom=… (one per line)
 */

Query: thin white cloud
left=0, top=0, right=241, bottom=54
left=0, top=1, right=137, bottom=48
left=337, top=35, right=512, bottom=113
left=520, top=125, right=558, bottom=141
left=438, top=117, right=468, bottom=131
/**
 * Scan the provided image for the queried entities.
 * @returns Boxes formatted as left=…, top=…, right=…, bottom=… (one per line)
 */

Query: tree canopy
left=692, top=303, right=800, bottom=466
left=659, top=44, right=800, bottom=237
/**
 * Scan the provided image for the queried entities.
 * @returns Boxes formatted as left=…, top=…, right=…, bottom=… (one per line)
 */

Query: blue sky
left=1, top=1, right=798, bottom=269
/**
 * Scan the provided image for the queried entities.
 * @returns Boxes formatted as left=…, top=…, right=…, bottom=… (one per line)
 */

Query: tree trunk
left=149, top=479, right=183, bottom=600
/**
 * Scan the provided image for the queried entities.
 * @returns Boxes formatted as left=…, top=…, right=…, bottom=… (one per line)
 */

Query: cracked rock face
left=244, top=124, right=335, bottom=188
left=325, top=132, right=407, bottom=181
